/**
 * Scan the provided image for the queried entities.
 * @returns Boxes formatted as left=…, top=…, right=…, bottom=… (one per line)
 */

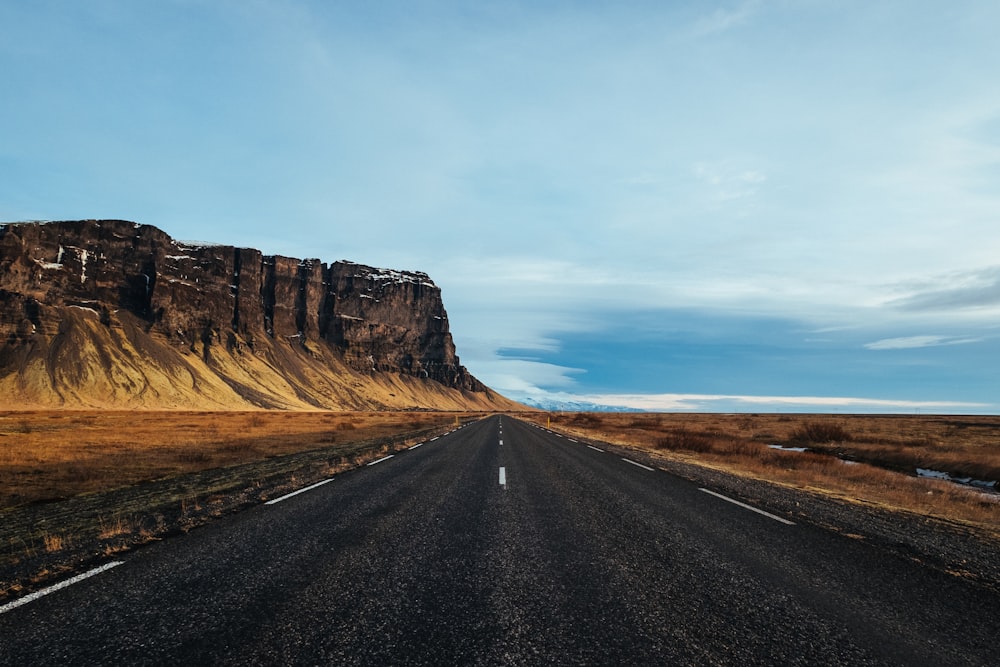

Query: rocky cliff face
left=0, top=220, right=507, bottom=410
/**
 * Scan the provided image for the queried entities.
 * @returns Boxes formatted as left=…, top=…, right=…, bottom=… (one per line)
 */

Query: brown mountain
left=0, top=220, right=519, bottom=410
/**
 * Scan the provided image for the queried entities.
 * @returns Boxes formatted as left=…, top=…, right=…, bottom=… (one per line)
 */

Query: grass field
left=0, top=410, right=467, bottom=510
left=517, top=412, right=1000, bottom=534
left=1, top=410, right=997, bottom=568
left=0, top=410, right=481, bottom=600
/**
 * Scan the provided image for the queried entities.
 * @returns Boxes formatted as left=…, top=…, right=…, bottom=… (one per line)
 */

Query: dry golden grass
left=0, top=307, right=526, bottom=413
left=98, top=514, right=138, bottom=539
left=41, top=533, right=64, bottom=553
left=4, top=409, right=997, bottom=564
left=517, top=412, right=1000, bottom=534
left=0, top=410, right=469, bottom=509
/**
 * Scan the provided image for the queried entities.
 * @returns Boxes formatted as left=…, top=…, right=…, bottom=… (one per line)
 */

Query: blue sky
left=2, top=1, right=998, bottom=412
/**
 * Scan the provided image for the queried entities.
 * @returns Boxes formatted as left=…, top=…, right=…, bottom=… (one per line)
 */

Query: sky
left=2, top=0, right=999, bottom=413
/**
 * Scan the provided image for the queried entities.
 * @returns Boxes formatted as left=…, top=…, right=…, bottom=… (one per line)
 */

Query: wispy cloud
left=694, top=160, right=767, bottom=202
left=569, top=393, right=991, bottom=413
left=693, top=0, right=761, bottom=36
left=888, top=266, right=1000, bottom=312
left=863, top=335, right=984, bottom=351
left=468, top=358, right=584, bottom=395
left=620, top=173, right=660, bottom=187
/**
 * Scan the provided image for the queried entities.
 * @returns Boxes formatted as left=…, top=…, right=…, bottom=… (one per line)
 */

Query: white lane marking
left=367, top=454, right=395, bottom=466
left=587, top=445, right=605, bottom=453
left=568, top=439, right=578, bottom=443
left=430, top=437, right=439, bottom=442
left=265, top=478, right=334, bottom=505
left=621, top=458, right=655, bottom=471
left=699, top=488, right=796, bottom=525
left=499, top=439, right=504, bottom=446
left=409, top=442, right=424, bottom=450
left=499, top=466, right=506, bottom=487
left=0, top=561, right=124, bottom=615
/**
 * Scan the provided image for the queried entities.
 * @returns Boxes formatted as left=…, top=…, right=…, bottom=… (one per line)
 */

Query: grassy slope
left=0, top=307, right=521, bottom=412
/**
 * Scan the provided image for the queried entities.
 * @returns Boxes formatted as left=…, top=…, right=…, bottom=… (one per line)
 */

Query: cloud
left=888, top=266, right=1000, bottom=312
left=693, top=0, right=761, bottom=36
left=620, top=173, right=660, bottom=187
left=863, top=335, right=984, bottom=351
left=466, top=357, right=585, bottom=396
left=568, top=392, right=991, bottom=413
left=694, top=160, right=767, bottom=202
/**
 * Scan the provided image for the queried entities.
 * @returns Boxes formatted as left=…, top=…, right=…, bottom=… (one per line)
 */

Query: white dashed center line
left=265, top=478, right=334, bottom=505
left=587, top=445, right=605, bottom=453
left=621, top=458, right=655, bottom=471
left=367, top=454, right=395, bottom=466
left=699, top=488, right=796, bottom=525
left=0, top=561, right=124, bottom=615
left=408, top=442, right=424, bottom=450
left=499, top=467, right=507, bottom=488
left=430, top=437, right=439, bottom=442
left=499, top=439, right=504, bottom=446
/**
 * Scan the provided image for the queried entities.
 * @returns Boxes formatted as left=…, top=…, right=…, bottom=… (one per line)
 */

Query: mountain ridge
left=514, top=396, right=644, bottom=412
left=0, top=220, right=520, bottom=411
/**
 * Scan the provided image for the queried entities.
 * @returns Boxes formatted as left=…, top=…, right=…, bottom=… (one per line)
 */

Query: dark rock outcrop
left=0, top=220, right=501, bottom=409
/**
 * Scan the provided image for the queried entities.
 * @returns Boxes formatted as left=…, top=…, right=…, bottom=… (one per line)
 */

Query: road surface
left=1, top=416, right=997, bottom=665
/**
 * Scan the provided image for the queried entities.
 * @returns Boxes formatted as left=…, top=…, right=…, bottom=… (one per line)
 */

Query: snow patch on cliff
left=34, top=259, right=64, bottom=270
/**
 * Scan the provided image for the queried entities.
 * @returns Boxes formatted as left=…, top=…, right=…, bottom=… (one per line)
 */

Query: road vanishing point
left=1, top=416, right=997, bottom=665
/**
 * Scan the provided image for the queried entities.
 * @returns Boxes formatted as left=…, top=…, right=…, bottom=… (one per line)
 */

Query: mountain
left=515, top=396, right=643, bottom=412
left=0, top=220, right=520, bottom=411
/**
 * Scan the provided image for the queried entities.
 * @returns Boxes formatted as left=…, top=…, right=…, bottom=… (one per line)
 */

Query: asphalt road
left=1, top=416, right=997, bottom=665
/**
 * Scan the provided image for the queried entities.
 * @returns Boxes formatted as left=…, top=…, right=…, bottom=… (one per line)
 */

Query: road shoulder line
left=699, top=488, right=795, bottom=525
left=621, top=458, right=655, bottom=471
left=265, top=478, right=335, bottom=505
left=0, top=561, right=124, bottom=615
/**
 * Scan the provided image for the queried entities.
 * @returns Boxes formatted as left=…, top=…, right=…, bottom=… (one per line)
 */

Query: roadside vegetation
left=3, top=409, right=998, bottom=602
left=517, top=412, right=1000, bottom=534
left=0, top=410, right=464, bottom=510
left=0, top=410, right=472, bottom=600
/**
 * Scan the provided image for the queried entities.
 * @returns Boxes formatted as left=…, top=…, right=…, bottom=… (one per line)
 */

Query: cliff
left=0, top=220, right=516, bottom=410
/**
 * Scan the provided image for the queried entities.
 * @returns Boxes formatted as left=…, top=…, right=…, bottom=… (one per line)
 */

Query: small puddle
left=768, top=444, right=809, bottom=452
left=916, top=467, right=997, bottom=491
left=766, top=445, right=999, bottom=497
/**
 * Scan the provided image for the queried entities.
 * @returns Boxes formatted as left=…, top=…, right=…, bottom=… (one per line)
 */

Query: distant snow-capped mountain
left=516, top=396, right=643, bottom=412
